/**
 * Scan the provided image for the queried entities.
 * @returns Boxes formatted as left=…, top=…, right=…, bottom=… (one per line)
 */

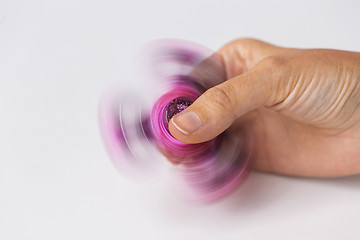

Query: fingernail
left=171, top=111, right=201, bottom=135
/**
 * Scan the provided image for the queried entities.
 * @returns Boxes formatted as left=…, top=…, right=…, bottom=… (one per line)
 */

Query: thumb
left=168, top=57, right=286, bottom=143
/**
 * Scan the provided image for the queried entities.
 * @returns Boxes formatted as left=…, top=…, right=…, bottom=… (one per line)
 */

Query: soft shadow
left=301, top=173, right=360, bottom=189
left=218, top=171, right=360, bottom=214
left=217, top=171, right=290, bottom=213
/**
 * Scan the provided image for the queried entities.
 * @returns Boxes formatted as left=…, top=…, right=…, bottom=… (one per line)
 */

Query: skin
left=169, top=38, right=360, bottom=177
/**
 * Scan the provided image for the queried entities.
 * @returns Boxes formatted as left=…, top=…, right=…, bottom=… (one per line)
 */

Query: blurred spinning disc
left=98, top=39, right=254, bottom=202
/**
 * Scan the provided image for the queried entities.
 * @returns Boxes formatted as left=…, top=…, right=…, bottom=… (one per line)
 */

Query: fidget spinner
left=98, top=40, right=254, bottom=202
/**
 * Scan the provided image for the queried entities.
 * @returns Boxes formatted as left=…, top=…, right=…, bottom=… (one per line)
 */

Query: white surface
left=0, top=0, right=359, bottom=239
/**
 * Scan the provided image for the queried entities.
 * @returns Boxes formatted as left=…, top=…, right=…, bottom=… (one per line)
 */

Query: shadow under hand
left=220, top=171, right=360, bottom=216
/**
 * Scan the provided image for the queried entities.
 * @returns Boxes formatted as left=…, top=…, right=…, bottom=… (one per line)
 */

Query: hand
left=168, top=38, right=360, bottom=177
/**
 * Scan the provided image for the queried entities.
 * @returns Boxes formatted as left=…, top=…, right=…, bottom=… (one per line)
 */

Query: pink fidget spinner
left=98, top=40, right=254, bottom=202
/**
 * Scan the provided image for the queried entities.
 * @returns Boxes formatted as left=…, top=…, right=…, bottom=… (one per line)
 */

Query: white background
left=1, top=0, right=360, bottom=239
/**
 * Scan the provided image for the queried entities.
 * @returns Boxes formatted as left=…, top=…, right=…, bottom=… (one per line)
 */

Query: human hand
left=168, top=38, right=360, bottom=177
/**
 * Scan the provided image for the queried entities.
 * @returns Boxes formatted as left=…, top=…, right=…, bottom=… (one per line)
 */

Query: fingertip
left=168, top=115, right=197, bottom=144
left=168, top=110, right=227, bottom=144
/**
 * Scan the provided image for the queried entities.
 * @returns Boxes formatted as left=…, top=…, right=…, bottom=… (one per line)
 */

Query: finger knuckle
left=203, top=84, right=237, bottom=114
left=260, top=56, right=287, bottom=70
left=222, top=38, right=257, bottom=53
